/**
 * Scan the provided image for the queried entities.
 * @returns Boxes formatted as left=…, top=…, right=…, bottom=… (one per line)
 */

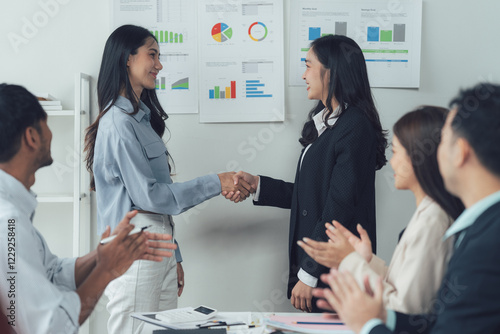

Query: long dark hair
left=84, top=24, right=169, bottom=191
left=299, top=35, right=387, bottom=170
left=393, top=106, right=465, bottom=220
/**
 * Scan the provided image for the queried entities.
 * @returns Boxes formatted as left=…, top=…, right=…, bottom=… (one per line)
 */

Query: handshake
left=217, top=171, right=259, bottom=203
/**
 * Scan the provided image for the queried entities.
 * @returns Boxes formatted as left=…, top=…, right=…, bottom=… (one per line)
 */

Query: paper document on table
left=132, top=311, right=261, bottom=331
left=265, top=315, right=354, bottom=334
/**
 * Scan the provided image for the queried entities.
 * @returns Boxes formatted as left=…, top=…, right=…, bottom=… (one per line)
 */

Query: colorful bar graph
left=209, top=81, right=236, bottom=99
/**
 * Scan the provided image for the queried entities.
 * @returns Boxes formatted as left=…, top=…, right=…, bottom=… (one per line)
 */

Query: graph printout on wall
left=113, top=0, right=285, bottom=122
left=113, top=0, right=200, bottom=114
left=198, top=0, right=285, bottom=122
left=289, top=0, right=422, bottom=88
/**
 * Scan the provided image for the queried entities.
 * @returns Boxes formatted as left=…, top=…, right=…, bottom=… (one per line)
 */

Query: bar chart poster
left=112, top=0, right=199, bottom=113
left=289, top=0, right=422, bottom=88
left=199, top=0, right=285, bottom=122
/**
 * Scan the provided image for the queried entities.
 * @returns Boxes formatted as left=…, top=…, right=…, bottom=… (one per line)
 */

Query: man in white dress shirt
left=0, top=83, right=177, bottom=334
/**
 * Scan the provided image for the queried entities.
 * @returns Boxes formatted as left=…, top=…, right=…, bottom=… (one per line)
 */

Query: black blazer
left=370, top=200, right=500, bottom=334
left=254, top=106, right=378, bottom=297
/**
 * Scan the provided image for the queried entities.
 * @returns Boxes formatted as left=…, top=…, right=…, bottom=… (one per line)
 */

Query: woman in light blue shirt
left=84, top=25, right=250, bottom=334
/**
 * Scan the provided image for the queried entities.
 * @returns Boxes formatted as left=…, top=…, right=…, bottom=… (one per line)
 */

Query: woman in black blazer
left=226, top=35, right=387, bottom=312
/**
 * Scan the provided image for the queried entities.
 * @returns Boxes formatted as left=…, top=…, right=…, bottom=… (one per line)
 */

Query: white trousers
left=105, top=213, right=178, bottom=334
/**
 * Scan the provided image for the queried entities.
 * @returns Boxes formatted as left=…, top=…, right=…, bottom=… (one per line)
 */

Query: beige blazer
left=339, top=196, right=453, bottom=314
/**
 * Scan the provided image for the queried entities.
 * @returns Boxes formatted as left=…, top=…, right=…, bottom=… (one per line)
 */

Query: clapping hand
left=326, top=221, right=373, bottom=263
left=297, top=224, right=355, bottom=269
left=297, top=220, right=373, bottom=269
left=313, top=270, right=385, bottom=334
left=98, top=211, right=178, bottom=279
left=221, top=171, right=259, bottom=203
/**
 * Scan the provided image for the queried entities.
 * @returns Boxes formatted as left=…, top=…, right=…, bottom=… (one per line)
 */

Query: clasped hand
left=219, top=171, right=259, bottom=203
left=97, top=210, right=178, bottom=279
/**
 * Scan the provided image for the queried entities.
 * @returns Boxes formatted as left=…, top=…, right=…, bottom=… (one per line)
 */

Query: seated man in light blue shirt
left=313, top=83, right=500, bottom=334
left=0, top=83, right=178, bottom=334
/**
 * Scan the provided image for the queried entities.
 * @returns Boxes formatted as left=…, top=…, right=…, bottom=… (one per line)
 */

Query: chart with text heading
left=113, top=0, right=199, bottom=114
left=199, top=0, right=285, bottom=123
left=113, top=0, right=284, bottom=122
left=289, top=0, right=422, bottom=88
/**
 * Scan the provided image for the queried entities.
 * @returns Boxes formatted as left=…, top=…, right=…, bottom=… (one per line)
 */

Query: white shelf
left=37, top=73, right=92, bottom=261
left=45, top=110, right=74, bottom=116
left=37, top=194, right=74, bottom=203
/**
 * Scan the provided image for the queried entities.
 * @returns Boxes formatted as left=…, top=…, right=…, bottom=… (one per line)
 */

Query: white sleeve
left=0, top=217, right=81, bottom=334
left=297, top=268, right=318, bottom=287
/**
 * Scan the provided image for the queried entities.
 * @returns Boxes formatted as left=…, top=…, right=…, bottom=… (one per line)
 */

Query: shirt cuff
left=360, top=319, right=385, bottom=334
left=205, top=174, right=223, bottom=194
left=297, top=268, right=318, bottom=287
left=386, top=309, right=396, bottom=330
left=52, top=257, right=78, bottom=291
left=174, top=239, right=183, bottom=263
left=253, top=177, right=262, bottom=201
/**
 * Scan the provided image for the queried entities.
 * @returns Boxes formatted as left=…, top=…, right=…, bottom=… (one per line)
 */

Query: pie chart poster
left=199, top=0, right=285, bottom=123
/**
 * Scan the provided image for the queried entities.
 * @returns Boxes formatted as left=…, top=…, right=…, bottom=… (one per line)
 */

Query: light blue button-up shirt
left=360, top=190, right=500, bottom=334
left=93, top=96, right=221, bottom=239
left=0, top=169, right=80, bottom=334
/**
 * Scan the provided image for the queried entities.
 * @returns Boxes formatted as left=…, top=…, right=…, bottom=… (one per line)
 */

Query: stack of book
left=36, top=93, right=63, bottom=111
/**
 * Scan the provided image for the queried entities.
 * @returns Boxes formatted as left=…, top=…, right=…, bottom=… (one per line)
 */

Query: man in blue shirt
left=0, top=83, right=177, bottom=334
left=314, top=83, right=500, bottom=334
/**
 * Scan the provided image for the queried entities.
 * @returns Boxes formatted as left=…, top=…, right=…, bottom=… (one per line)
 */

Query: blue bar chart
left=246, top=80, right=272, bottom=98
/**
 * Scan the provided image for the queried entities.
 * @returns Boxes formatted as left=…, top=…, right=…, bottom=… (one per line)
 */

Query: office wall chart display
left=112, top=0, right=285, bottom=122
left=112, top=0, right=200, bottom=114
left=289, top=0, right=423, bottom=88
left=199, top=0, right=285, bottom=123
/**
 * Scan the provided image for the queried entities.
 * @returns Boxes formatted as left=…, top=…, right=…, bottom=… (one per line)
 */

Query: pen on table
left=198, top=321, right=228, bottom=328
left=199, top=322, right=255, bottom=329
left=210, top=324, right=255, bottom=330
left=100, top=225, right=152, bottom=245
left=293, top=321, right=344, bottom=325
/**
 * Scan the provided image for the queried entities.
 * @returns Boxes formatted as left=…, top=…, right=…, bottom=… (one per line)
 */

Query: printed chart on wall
left=289, top=0, right=422, bottom=88
left=112, top=0, right=199, bottom=114
left=198, top=0, right=285, bottom=123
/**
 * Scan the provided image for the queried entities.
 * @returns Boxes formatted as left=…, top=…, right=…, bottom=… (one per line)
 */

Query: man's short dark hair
left=0, top=84, right=47, bottom=162
left=449, top=83, right=500, bottom=177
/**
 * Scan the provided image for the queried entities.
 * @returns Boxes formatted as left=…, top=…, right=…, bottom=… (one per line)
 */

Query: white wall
left=2, top=1, right=500, bottom=333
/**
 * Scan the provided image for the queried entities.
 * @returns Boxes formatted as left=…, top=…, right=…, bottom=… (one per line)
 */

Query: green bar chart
left=151, top=30, right=184, bottom=44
